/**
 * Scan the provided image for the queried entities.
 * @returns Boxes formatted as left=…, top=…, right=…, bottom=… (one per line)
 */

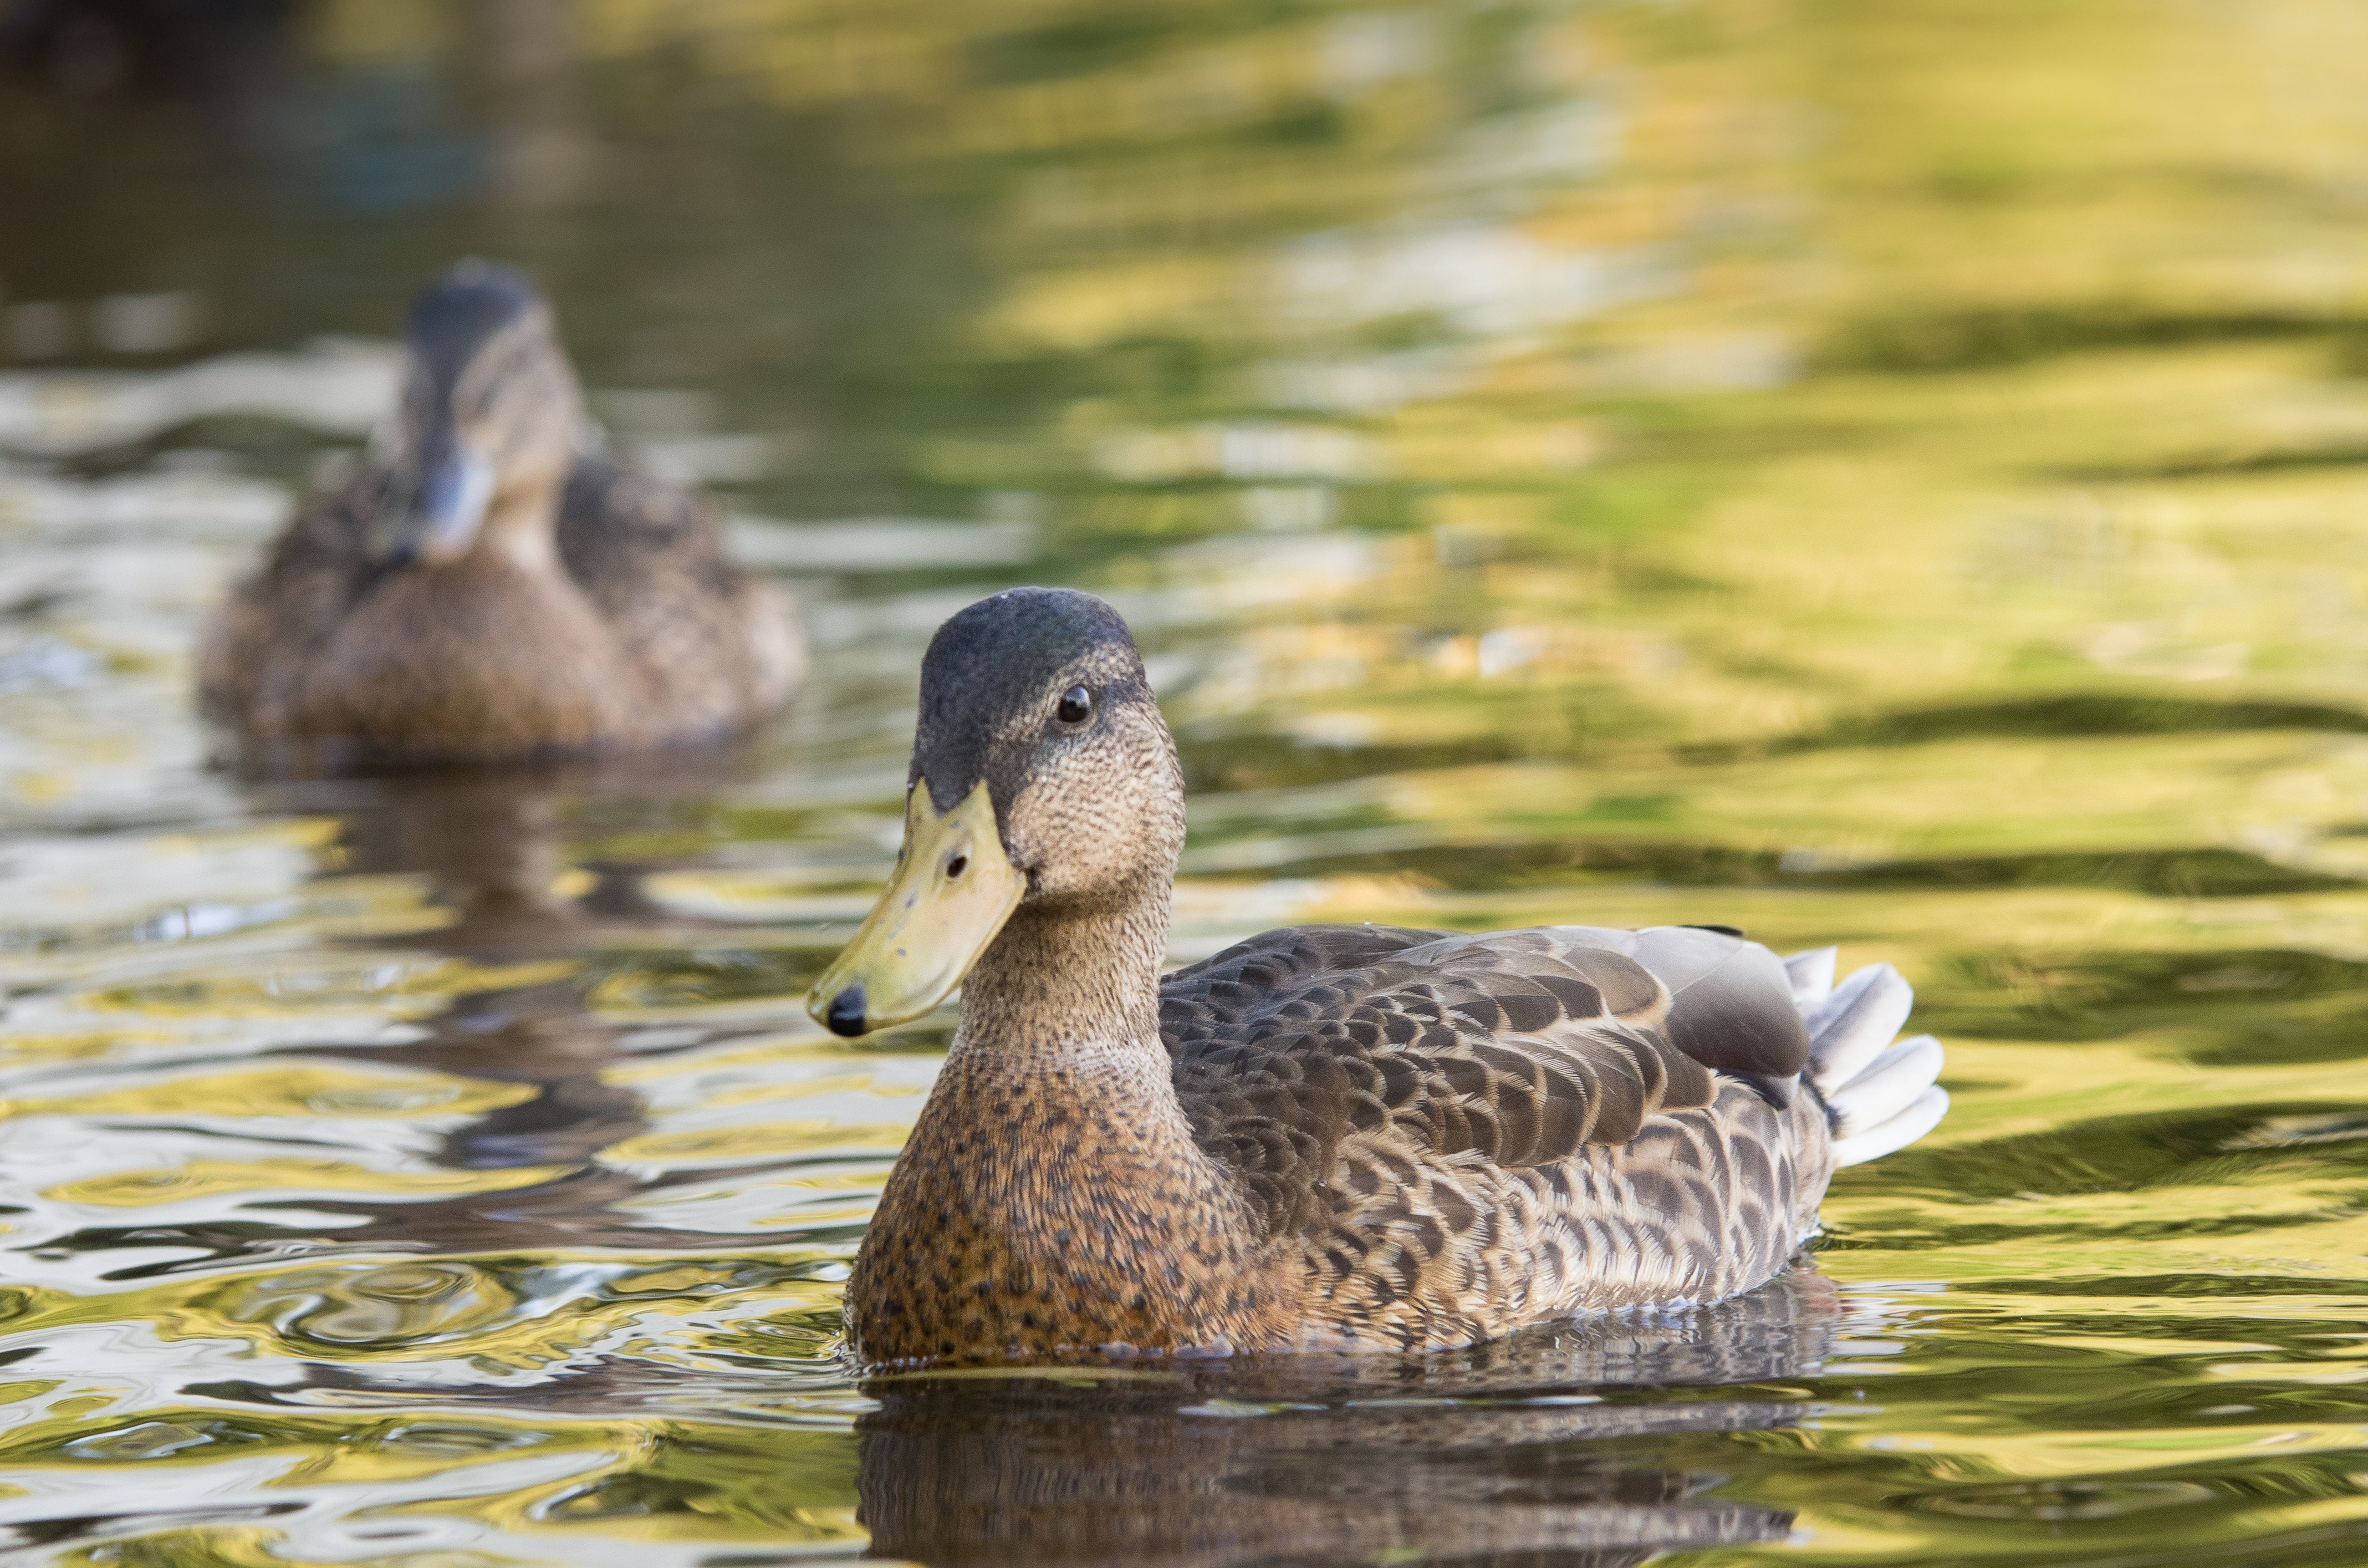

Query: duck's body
left=200, top=262, right=800, bottom=765
left=814, top=589, right=1945, bottom=1365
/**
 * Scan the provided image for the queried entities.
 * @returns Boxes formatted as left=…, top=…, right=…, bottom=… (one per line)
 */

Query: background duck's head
left=811, top=587, right=1184, bottom=1036
left=378, top=260, right=581, bottom=569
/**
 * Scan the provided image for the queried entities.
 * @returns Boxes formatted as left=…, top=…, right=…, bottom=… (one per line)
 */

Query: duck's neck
left=472, top=473, right=565, bottom=575
left=849, top=877, right=1294, bottom=1363
left=958, top=884, right=1169, bottom=1052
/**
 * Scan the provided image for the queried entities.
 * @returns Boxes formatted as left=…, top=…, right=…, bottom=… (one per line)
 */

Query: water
left=4, top=0, right=2368, bottom=1562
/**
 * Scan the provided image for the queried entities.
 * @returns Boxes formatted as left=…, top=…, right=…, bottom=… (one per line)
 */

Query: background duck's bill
left=807, top=779, right=1023, bottom=1036
left=388, top=433, right=493, bottom=566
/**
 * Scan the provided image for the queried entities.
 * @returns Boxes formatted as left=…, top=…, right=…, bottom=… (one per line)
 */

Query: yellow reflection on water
left=47, top=1161, right=572, bottom=1209
left=12, top=1068, right=536, bottom=1122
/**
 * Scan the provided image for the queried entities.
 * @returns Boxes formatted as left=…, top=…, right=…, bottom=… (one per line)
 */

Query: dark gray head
left=404, top=260, right=544, bottom=404
left=911, top=588, right=1182, bottom=905
left=382, top=260, right=581, bottom=568
left=806, top=588, right=1184, bottom=1038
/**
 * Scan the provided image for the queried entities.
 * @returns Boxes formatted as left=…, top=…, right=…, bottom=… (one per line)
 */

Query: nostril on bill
left=826, top=983, right=868, bottom=1037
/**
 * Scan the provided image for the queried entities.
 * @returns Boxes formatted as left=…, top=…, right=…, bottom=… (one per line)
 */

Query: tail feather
left=1783, top=945, right=1837, bottom=1013
left=1829, top=1034, right=1944, bottom=1137
left=1787, top=950, right=1949, bottom=1168
left=1805, top=963, right=1914, bottom=1093
left=1802, top=959, right=1883, bottom=1041
left=1831, top=1085, right=1949, bottom=1167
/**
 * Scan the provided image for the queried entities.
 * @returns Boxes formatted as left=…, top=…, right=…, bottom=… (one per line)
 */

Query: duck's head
left=808, top=588, right=1183, bottom=1038
left=377, top=260, right=580, bottom=568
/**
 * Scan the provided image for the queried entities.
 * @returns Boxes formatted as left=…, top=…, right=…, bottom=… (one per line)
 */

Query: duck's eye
left=1056, top=685, right=1092, bottom=725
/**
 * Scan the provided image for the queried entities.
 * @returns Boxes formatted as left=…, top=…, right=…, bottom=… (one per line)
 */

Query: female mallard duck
left=811, top=588, right=1950, bottom=1365
left=200, top=261, right=801, bottom=765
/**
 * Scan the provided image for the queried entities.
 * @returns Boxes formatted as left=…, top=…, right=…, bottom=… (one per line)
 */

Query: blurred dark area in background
left=0, top=0, right=974, bottom=519
left=2, top=0, right=293, bottom=110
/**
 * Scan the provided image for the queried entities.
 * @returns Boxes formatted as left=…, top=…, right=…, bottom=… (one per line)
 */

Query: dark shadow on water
left=2054, top=444, right=2368, bottom=482
left=1227, top=837, right=2358, bottom=900
left=1793, top=693, right=2368, bottom=747
left=1918, top=946, right=2368, bottom=1056
left=1814, top=304, right=2368, bottom=375
left=1826, top=1098, right=2368, bottom=1217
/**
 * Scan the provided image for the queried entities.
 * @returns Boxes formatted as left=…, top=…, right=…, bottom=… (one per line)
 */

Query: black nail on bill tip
left=827, top=983, right=868, bottom=1037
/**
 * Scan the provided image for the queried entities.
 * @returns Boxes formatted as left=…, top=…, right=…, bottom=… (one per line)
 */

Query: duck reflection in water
left=855, top=1266, right=1852, bottom=1567
left=265, top=759, right=758, bottom=1252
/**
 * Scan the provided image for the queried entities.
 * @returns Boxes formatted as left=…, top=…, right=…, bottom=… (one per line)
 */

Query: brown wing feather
left=198, top=455, right=385, bottom=726
left=556, top=454, right=725, bottom=588
left=1163, top=924, right=1814, bottom=1249
left=556, top=455, right=800, bottom=731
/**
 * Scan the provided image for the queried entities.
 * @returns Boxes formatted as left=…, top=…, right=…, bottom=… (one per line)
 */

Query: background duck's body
left=199, top=262, right=800, bottom=766
left=203, top=449, right=800, bottom=762
left=816, top=588, right=1947, bottom=1365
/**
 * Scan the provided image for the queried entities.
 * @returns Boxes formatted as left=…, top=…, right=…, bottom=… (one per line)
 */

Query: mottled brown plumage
left=1159, top=922, right=1831, bottom=1349
left=837, top=588, right=1937, bottom=1366
left=199, top=262, right=800, bottom=767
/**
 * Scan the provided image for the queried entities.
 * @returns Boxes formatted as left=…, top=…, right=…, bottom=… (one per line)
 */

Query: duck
left=809, top=587, right=1950, bottom=1365
left=199, top=260, right=802, bottom=767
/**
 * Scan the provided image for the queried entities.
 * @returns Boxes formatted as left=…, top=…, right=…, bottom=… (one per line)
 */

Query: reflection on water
left=5, top=0, right=2368, bottom=1563
left=858, top=1272, right=1852, bottom=1567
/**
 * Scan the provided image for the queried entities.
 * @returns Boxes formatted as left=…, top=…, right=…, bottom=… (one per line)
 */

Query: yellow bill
left=807, top=778, right=1025, bottom=1037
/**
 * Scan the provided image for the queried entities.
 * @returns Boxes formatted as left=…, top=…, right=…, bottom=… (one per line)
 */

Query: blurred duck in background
left=200, top=260, right=802, bottom=767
